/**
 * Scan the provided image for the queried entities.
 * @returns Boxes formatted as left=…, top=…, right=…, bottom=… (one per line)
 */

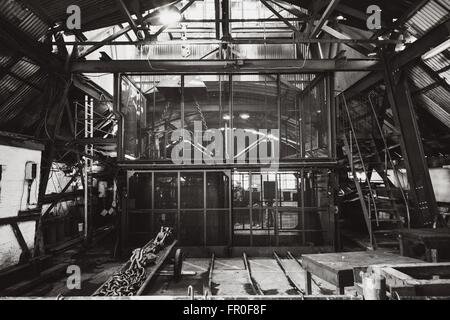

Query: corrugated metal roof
left=405, top=0, right=450, bottom=38
left=409, top=64, right=435, bottom=88
left=0, top=0, right=449, bottom=147
left=417, top=94, right=450, bottom=128
left=24, top=0, right=174, bottom=32
left=0, top=0, right=48, bottom=40
left=402, top=0, right=450, bottom=132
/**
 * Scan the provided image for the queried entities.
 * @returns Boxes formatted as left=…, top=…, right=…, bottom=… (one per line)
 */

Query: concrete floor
left=24, top=248, right=357, bottom=298
left=145, top=257, right=356, bottom=297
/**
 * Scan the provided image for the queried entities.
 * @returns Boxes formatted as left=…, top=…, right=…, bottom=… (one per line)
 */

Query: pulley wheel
left=174, top=249, right=183, bottom=282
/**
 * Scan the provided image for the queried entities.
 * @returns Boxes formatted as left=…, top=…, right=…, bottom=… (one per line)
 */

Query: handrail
left=368, top=93, right=410, bottom=229
left=341, top=93, right=379, bottom=227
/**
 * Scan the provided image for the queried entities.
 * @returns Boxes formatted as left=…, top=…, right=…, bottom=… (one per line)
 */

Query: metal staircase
left=340, top=93, right=410, bottom=250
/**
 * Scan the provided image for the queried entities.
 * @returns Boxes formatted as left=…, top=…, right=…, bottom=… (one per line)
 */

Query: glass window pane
left=122, top=77, right=146, bottom=160
left=128, top=172, right=152, bottom=209
left=154, top=173, right=178, bottom=209
left=180, top=211, right=204, bottom=245
left=206, top=210, right=229, bottom=245
left=180, top=172, right=204, bottom=209
left=233, top=171, right=250, bottom=207
left=233, top=209, right=250, bottom=246
left=206, top=172, right=230, bottom=208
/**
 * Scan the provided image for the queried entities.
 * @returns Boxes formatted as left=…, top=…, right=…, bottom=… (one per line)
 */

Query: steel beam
left=310, top=0, right=341, bottom=38
left=321, top=24, right=371, bottom=56
left=383, top=59, right=440, bottom=227
left=260, top=0, right=301, bottom=38
left=71, top=59, right=380, bottom=73
left=0, top=18, right=62, bottom=72
left=215, top=0, right=221, bottom=39
left=78, top=27, right=132, bottom=59
left=344, top=18, right=450, bottom=98
left=115, top=0, right=141, bottom=39
left=56, top=38, right=400, bottom=46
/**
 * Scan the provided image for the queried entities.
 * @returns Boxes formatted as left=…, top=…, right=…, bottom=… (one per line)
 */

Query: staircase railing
left=368, top=92, right=410, bottom=229
left=341, top=93, right=379, bottom=248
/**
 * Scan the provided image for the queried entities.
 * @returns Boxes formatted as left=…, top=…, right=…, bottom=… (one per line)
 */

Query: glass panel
left=154, top=173, right=178, bottom=209
left=301, top=77, right=329, bottom=158
left=261, top=172, right=277, bottom=206
left=232, top=171, right=250, bottom=208
left=303, top=170, right=332, bottom=245
left=153, top=211, right=177, bottom=236
left=206, top=172, right=230, bottom=208
left=252, top=208, right=276, bottom=246
left=128, top=172, right=152, bottom=209
left=232, top=76, right=278, bottom=164
left=121, top=77, right=146, bottom=160
left=183, top=75, right=230, bottom=165
left=277, top=209, right=303, bottom=246
left=180, top=172, right=204, bottom=209
left=180, top=211, right=204, bottom=245
left=128, top=211, right=151, bottom=247
left=206, top=210, right=229, bottom=245
left=139, top=75, right=182, bottom=160
left=128, top=211, right=151, bottom=233
left=232, top=208, right=250, bottom=246
left=280, top=75, right=304, bottom=159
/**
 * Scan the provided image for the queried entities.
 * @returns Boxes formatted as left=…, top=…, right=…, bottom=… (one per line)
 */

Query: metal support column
left=383, top=57, right=440, bottom=227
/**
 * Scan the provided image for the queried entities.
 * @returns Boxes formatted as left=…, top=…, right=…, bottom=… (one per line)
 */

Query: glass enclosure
left=118, top=73, right=333, bottom=164
left=126, top=169, right=334, bottom=247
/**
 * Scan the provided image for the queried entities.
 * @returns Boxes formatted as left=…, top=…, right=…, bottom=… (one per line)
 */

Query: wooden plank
left=302, top=251, right=422, bottom=287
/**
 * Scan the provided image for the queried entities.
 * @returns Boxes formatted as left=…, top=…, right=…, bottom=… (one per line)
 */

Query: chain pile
left=94, top=227, right=173, bottom=296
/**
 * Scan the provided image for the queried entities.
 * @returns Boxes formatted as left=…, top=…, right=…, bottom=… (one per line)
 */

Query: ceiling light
left=159, top=8, right=182, bottom=25
left=239, top=113, right=250, bottom=120
left=223, top=114, right=231, bottom=121
left=422, top=38, right=450, bottom=60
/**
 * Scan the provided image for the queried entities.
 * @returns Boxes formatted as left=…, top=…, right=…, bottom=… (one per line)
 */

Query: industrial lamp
left=158, top=7, right=182, bottom=25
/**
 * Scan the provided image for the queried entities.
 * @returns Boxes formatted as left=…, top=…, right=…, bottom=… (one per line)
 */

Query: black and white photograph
left=0, top=0, right=450, bottom=311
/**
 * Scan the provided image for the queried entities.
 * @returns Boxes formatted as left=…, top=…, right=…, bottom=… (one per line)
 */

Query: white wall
left=0, top=145, right=41, bottom=270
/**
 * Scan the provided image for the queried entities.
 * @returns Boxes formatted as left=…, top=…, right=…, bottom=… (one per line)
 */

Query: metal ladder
left=84, top=95, right=94, bottom=240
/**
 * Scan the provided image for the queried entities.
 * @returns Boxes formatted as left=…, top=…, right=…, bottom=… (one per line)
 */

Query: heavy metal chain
left=94, top=227, right=172, bottom=296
